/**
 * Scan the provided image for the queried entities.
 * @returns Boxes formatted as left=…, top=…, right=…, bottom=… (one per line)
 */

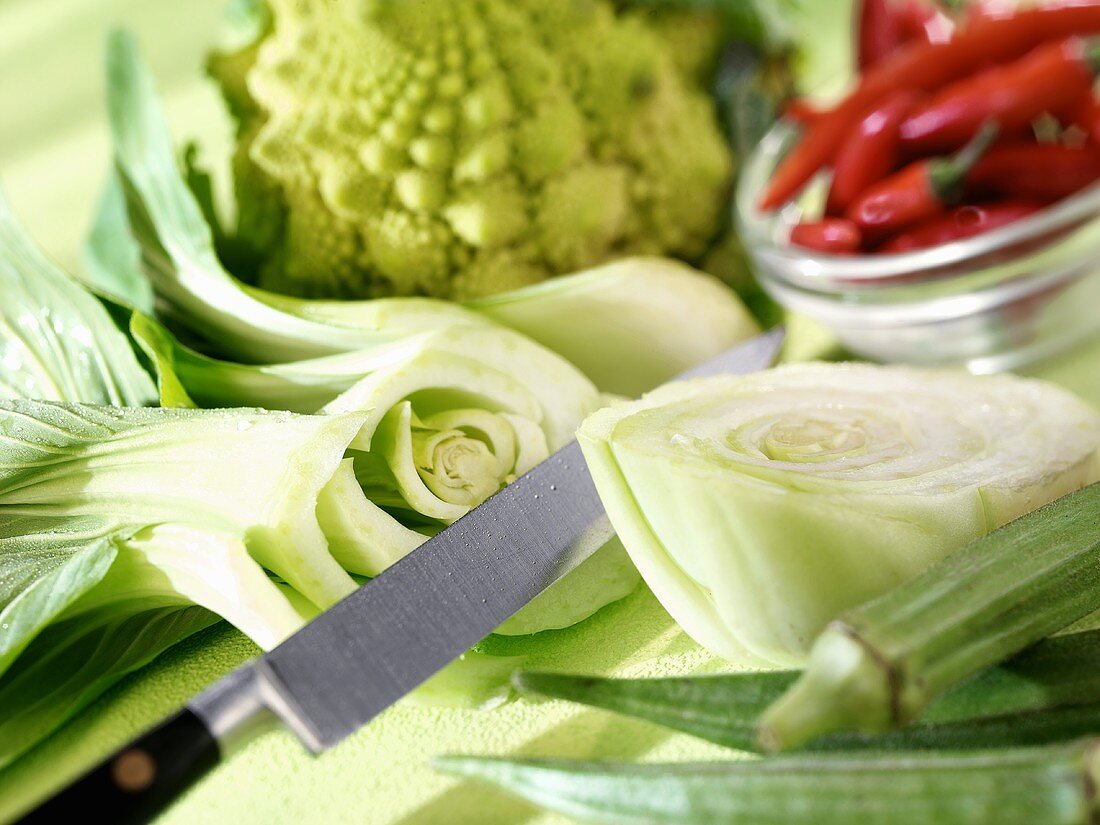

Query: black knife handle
left=18, top=708, right=220, bottom=825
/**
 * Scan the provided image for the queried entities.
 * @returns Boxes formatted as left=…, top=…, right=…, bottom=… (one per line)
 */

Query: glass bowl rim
left=735, top=119, right=1100, bottom=292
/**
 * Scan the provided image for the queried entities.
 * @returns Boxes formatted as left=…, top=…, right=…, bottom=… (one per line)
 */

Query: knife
left=20, top=327, right=784, bottom=824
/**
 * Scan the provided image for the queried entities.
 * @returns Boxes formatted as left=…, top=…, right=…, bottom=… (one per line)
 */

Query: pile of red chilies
left=772, top=0, right=1100, bottom=255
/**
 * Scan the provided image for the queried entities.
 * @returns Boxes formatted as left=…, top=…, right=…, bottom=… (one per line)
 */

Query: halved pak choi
left=0, top=400, right=372, bottom=766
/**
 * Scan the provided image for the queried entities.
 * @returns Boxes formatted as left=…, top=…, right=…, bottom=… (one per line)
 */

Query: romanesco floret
left=212, top=0, right=733, bottom=300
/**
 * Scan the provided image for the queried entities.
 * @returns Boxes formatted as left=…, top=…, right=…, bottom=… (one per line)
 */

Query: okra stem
left=513, top=627, right=1100, bottom=752
left=758, top=483, right=1100, bottom=752
left=437, top=740, right=1100, bottom=825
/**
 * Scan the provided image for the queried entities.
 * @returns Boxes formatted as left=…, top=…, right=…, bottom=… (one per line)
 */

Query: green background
left=0, top=1, right=1097, bottom=823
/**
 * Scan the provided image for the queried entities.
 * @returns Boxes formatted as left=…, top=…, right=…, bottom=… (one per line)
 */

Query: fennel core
left=758, top=482, right=1100, bottom=753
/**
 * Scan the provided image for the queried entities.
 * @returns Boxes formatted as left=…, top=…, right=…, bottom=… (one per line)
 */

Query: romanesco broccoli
left=210, top=0, right=733, bottom=300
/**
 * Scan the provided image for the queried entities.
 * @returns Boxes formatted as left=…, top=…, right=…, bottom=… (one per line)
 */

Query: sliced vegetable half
left=577, top=362, right=1100, bottom=666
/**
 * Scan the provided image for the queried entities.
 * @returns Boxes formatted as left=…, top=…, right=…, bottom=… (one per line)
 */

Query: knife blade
left=21, top=327, right=783, bottom=824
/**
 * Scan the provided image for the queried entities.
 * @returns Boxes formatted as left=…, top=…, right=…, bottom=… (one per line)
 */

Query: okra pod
left=437, top=740, right=1100, bottom=825
left=759, top=483, right=1100, bottom=752
left=513, top=627, right=1100, bottom=752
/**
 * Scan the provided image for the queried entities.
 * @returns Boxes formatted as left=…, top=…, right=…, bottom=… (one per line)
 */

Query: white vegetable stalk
left=578, top=363, right=1100, bottom=667
left=465, top=257, right=760, bottom=397
left=70, top=524, right=315, bottom=651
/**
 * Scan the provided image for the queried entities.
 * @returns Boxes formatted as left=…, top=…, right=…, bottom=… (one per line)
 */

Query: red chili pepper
left=758, top=1, right=1100, bottom=211
left=900, top=38, right=1100, bottom=153
left=827, top=91, right=920, bottom=215
left=847, top=122, right=998, bottom=233
left=859, top=0, right=902, bottom=70
left=967, top=141, right=1100, bottom=200
left=783, top=98, right=825, bottom=125
left=789, top=219, right=863, bottom=254
left=878, top=201, right=1043, bottom=252
left=1071, top=94, right=1100, bottom=144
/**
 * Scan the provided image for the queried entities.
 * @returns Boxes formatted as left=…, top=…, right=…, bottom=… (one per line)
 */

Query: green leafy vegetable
left=0, top=189, right=155, bottom=406
left=0, top=193, right=205, bottom=766
left=760, top=483, right=1100, bottom=752
left=0, top=606, right=218, bottom=770
left=130, top=306, right=641, bottom=634
left=132, top=313, right=600, bottom=453
left=1, top=401, right=363, bottom=606
left=83, top=170, right=157, bottom=314
left=577, top=363, right=1100, bottom=667
left=514, top=627, right=1100, bottom=752
left=208, top=0, right=734, bottom=300
left=129, top=310, right=601, bottom=526
left=437, top=741, right=1100, bottom=825
left=0, top=400, right=368, bottom=766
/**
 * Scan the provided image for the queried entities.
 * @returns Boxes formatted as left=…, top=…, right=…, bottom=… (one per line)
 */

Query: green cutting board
left=1, top=2, right=1097, bottom=822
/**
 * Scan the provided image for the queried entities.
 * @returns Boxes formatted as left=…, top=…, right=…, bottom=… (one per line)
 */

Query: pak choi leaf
left=0, top=400, right=364, bottom=609
left=83, top=169, right=156, bottom=314
left=0, top=188, right=156, bottom=407
left=0, top=604, right=217, bottom=769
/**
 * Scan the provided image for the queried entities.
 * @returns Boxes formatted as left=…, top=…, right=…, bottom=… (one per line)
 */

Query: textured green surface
left=0, top=2, right=1098, bottom=823
left=0, top=586, right=736, bottom=824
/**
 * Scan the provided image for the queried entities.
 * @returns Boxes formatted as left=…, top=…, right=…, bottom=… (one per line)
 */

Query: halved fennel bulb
left=578, top=363, right=1100, bottom=667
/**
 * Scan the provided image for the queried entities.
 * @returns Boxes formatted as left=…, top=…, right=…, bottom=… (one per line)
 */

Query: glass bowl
left=735, top=121, right=1100, bottom=373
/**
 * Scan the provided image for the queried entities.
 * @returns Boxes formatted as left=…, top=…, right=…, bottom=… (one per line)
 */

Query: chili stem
left=928, top=120, right=999, bottom=200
